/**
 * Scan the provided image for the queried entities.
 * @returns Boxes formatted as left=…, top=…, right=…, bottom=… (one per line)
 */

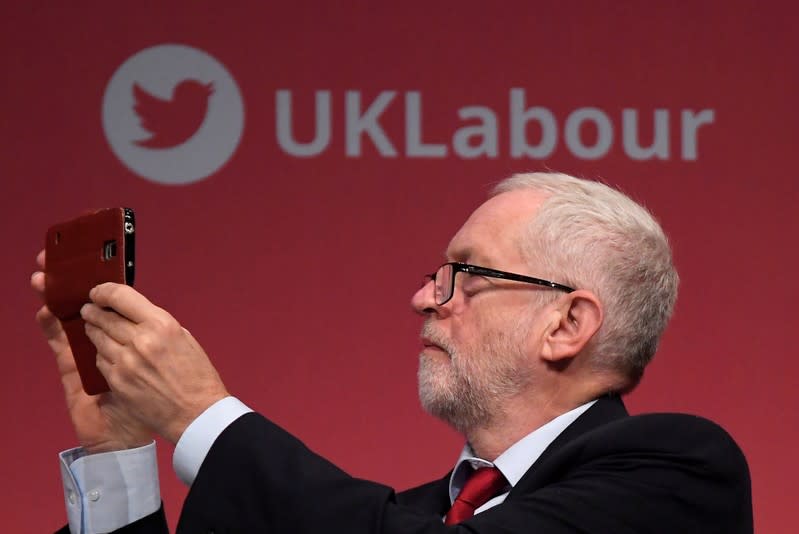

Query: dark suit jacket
left=58, top=396, right=753, bottom=533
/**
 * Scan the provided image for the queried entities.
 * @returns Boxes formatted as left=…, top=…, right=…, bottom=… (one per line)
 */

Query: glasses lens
left=435, top=264, right=453, bottom=305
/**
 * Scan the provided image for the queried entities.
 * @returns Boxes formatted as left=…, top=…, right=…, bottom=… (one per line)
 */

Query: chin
left=418, top=350, right=449, bottom=378
left=418, top=355, right=462, bottom=418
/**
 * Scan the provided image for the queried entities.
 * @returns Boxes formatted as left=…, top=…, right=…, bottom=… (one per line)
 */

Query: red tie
left=445, top=467, right=508, bottom=525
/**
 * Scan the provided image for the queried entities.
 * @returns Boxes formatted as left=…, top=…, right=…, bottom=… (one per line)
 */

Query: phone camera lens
left=124, top=222, right=134, bottom=234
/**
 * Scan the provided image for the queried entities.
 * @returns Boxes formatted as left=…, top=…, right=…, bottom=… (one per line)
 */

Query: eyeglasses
left=425, top=262, right=575, bottom=306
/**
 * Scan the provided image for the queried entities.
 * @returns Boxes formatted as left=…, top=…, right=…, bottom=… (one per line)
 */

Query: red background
left=1, top=2, right=796, bottom=531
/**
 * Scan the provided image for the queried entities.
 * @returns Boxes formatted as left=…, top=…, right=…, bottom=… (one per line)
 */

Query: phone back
left=44, top=208, right=135, bottom=394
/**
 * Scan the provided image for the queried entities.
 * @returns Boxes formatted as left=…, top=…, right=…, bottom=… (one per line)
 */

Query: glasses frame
left=427, top=262, right=575, bottom=306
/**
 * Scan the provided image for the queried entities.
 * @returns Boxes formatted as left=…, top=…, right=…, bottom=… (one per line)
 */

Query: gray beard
left=417, top=351, right=493, bottom=434
left=417, top=320, right=532, bottom=435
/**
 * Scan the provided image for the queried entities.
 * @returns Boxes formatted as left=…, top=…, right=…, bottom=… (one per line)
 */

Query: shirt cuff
left=59, top=441, right=160, bottom=534
left=173, top=396, right=252, bottom=486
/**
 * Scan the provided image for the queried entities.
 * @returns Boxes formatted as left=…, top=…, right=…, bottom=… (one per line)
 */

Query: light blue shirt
left=59, top=397, right=595, bottom=533
left=59, top=397, right=251, bottom=534
left=448, top=400, right=596, bottom=514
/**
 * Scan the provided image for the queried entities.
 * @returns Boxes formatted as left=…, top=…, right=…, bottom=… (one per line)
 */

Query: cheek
left=469, top=306, right=506, bottom=339
left=448, top=308, right=502, bottom=362
left=482, top=309, right=535, bottom=355
left=449, top=302, right=536, bottom=362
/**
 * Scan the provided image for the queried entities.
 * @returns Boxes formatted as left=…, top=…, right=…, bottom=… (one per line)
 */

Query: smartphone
left=44, top=208, right=135, bottom=395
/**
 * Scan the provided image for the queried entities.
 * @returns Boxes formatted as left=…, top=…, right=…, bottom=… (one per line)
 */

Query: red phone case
left=44, top=208, right=134, bottom=395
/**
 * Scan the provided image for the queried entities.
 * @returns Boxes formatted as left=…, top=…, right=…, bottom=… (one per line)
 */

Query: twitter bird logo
left=103, top=44, right=244, bottom=184
left=133, top=80, right=214, bottom=149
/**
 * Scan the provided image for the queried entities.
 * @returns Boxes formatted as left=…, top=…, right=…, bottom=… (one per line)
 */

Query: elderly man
left=34, top=172, right=752, bottom=533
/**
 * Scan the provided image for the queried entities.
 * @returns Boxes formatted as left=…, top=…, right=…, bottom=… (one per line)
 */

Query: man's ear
left=539, top=290, right=603, bottom=362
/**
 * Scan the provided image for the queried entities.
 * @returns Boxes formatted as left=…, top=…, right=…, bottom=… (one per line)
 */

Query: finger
left=35, top=305, right=69, bottom=350
left=36, top=249, right=46, bottom=270
left=31, top=271, right=45, bottom=297
left=85, top=323, right=124, bottom=364
left=89, top=283, right=168, bottom=324
left=81, top=303, right=137, bottom=344
left=35, top=305, right=81, bottom=382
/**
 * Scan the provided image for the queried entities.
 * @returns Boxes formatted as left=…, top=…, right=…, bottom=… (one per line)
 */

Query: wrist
left=173, top=396, right=251, bottom=486
left=165, top=391, right=229, bottom=444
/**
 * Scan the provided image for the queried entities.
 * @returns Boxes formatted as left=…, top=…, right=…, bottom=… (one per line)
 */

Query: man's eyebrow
left=445, top=247, right=492, bottom=265
left=444, top=246, right=470, bottom=262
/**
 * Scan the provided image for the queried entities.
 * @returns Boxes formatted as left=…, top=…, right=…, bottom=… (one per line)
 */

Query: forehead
left=446, top=189, right=547, bottom=265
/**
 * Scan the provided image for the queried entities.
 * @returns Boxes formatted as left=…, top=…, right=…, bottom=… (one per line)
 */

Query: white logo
left=274, top=90, right=715, bottom=161
left=102, top=44, right=244, bottom=185
left=102, top=44, right=714, bottom=179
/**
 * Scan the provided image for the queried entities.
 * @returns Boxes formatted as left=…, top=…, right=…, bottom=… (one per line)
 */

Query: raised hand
left=81, top=282, right=229, bottom=444
left=31, top=250, right=152, bottom=453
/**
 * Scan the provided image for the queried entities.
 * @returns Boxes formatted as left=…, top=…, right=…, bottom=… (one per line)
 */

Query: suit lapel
left=510, top=394, right=628, bottom=495
left=398, top=396, right=629, bottom=513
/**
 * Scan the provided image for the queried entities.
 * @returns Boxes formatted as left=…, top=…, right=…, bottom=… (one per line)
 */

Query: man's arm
left=55, top=506, right=169, bottom=534
left=32, top=254, right=162, bottom=533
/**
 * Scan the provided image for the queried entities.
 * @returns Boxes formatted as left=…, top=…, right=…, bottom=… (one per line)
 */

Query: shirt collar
left=448, top=399, right=597, bottom=503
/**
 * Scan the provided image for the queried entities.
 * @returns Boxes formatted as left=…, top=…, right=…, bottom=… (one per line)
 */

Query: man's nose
left=411, top=278, right=435, bottom=315
left=411, top=279, right=449, bottom=317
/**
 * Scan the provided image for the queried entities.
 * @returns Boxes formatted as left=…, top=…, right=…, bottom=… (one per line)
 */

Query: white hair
left=492, top=172, right=679, bottom=387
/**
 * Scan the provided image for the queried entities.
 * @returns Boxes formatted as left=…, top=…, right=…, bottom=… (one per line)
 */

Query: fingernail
left=80, top=303, right=90, bottom=316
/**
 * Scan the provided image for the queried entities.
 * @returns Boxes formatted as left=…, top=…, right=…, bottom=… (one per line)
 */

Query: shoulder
left=562, top=411, right=752, bottom=500
left=497, top=412, right=754, bottom=533
left=548, top=397, right=749, bottom=478
left=592, top=412, right=747, bottom=464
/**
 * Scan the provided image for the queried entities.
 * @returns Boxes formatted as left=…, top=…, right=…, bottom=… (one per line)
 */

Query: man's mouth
left=420, top=322, right=451, bottom=355
left=421, top=337, right=439, bottom=348
left=420, top=335, right=448, bottom=355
